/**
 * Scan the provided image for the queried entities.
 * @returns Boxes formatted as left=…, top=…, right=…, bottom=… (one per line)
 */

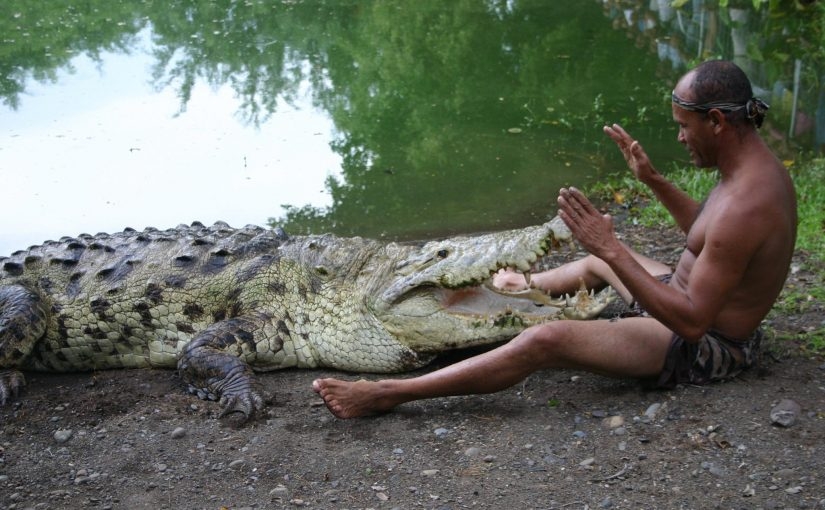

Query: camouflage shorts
left=652, top=327, right=762, bottom=389
left=625, top=274, right=762, bottom=389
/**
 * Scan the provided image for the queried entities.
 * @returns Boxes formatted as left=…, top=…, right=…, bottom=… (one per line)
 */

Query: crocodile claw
left=218, top=391, right=265, bottom=420
left=0, top=369, right=26, bottom=406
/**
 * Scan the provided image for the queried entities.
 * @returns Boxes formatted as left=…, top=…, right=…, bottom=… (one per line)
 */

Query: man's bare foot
left=312, top=378, right=399, bottom=419
left=492, top=269, right=530, bottom=291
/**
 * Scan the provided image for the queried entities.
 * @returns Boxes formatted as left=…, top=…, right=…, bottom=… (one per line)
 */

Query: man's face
left=671, top=75, right=719, bottom=169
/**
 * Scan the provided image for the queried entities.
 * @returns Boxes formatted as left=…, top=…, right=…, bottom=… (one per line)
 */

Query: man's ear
left=708, top=109, right=725, bottom=132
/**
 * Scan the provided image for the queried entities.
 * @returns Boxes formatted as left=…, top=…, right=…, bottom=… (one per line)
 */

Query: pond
left=1, top=0, right=821, bottom=255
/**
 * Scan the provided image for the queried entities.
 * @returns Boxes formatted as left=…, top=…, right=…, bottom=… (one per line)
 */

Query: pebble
left=170, top=427, right=186, bottom=439
left=700, top=461, right=725, bottom=477
left=774, top=468, right=796, bottom=479
left=770, top=399, right=801, bottom=427
left=464, top=447, right=481, bottom=457
left=644, top=402, right=662, bottom=420
left=433, top=427, right=449, bottom=438
left=269, top=485, right=289, bottom=497
left=421, top=469, right=440, bottom=476
left=53, top=429, right=73, bottom=444
left=604, top=415, right=624, bottom=428
left=229, top=459, right=246, bottom=469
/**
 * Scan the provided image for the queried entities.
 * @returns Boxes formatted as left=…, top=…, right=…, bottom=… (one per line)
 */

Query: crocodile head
left=367, top=216, right=613, bottom=354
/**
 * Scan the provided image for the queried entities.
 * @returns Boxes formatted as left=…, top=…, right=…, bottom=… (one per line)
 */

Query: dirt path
left=2, top=222, right=824, bottom=510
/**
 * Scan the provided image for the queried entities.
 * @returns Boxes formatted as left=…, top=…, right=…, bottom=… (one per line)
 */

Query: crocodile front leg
left=1, top=284, right=49, bottom=405
left=177, top=315, right=270, bottom=422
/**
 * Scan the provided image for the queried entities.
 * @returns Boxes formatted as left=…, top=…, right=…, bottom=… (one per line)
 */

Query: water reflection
left=0, top=29, right=341, bottom=255
left=1, top=0, right=820, bottom=256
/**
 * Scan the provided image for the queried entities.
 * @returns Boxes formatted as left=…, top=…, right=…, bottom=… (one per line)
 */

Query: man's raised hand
left=603, top=124, right=658, bottom=183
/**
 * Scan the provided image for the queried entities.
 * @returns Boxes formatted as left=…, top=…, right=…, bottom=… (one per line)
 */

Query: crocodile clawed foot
left=218, top=390, right=265, bottom=427
left=0, top=369, right=26, bottom=406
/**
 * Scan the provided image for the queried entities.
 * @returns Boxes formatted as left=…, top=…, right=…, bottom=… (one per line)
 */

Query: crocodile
left=0, top=218, right=612, bottom=420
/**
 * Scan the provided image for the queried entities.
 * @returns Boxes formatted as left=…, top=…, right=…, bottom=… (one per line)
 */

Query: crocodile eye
left=436, top=249, right=448, bottom=258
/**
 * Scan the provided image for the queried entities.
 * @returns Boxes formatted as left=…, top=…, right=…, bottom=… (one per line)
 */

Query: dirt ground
left=2, top=220, right=824, bottom=510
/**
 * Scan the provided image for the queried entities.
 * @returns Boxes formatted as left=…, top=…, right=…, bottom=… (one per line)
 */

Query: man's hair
left=685, top=60, right=767, bottom=129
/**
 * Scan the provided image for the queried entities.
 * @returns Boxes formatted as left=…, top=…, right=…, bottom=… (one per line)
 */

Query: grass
left=588, top=157, right=825, bottom=355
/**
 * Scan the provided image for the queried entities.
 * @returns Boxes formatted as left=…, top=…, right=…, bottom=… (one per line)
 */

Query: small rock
left=600, top=496, right=614, bottom=508
left=433, top=427, right=449, bottom=438
left=579, top=457, right=595, bottom=467
left=604, top=415, right=624, bottom=429
left=644, top=402, right=662, bottom=420
left=743, top=484, right=756, bottom=497
left=708, top=465, right=726, bottom=478
left=170, top=427, right=186, bottom=439
left=269, top=485, right=289, bottom=497
left=572, top=430, right=586, bottom=439
left=785, top=486, right=803, bottom=494
left=774, top=468, right=796, bottom=479
left=464, top=447, right=481, bottom=457
left=770, top=399, right=801, bottom=427
left=229, top=459, right=246, bottom=469
left=421, top=469, right=439, bottom=476
left=53, top=429, right=73, bottom=444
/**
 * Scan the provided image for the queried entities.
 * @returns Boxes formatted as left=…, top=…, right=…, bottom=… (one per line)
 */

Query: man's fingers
left=563, top=187, right=599, bottom=215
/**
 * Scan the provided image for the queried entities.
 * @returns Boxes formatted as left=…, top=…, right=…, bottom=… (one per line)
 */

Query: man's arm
left=603, top=124, right=701, bottom=234
left=558, top=188, right=753, bottom=341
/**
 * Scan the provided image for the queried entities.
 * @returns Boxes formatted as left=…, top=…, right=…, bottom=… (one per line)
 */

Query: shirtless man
left=313, top=60, right=797, bottom=419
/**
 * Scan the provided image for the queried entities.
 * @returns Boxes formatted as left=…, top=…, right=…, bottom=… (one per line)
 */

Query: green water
left=1, top=1, right=820, bottom=252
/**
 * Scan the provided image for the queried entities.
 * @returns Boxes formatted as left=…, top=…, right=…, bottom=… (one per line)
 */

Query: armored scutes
left=0, top=219, right=612, bottom=419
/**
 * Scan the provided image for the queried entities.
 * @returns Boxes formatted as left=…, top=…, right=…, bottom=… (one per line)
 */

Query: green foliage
left=792, top=159, right=825, bottom=261
left=588, top=165, right=718, bottom=228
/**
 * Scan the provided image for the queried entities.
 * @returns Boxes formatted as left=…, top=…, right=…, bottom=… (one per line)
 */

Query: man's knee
left=513, top=321, right=577, bottom=357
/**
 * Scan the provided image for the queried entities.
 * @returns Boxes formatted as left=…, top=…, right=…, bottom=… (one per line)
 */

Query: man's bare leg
left=494, top=248, right=672, bottom=304
left=313, top=317, right=673, bottom=419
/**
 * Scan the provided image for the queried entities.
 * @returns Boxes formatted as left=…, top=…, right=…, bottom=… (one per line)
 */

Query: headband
left=672, top=92, right=769, bottom=128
